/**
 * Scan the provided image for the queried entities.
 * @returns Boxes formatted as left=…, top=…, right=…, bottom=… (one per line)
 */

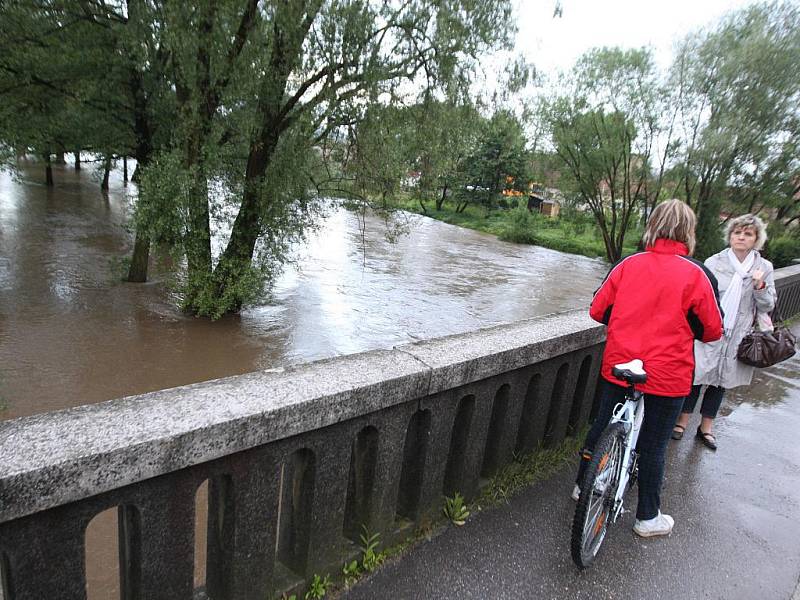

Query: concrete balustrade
left=1, top=265, right=799, bottom=600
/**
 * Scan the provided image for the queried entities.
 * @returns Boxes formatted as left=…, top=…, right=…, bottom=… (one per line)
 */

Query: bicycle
left=570, top=359, right=646, bottom=568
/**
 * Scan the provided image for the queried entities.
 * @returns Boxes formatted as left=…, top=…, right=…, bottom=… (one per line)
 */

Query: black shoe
left=671, top=425, right=686, bottom=440
left=696, top=426, right=717, bottom=451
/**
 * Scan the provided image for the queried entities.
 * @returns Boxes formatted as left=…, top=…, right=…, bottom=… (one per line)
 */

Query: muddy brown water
left=0, top=162, right=606, bottom=597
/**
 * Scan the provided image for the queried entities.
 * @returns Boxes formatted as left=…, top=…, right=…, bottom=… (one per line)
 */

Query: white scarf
left=721, top=248, right=754, bottom=334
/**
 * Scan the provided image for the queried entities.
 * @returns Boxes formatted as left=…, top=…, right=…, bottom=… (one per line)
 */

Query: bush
left=500, top=207, right=538, bottom=244
left=765, top=236, right=800, bottom=268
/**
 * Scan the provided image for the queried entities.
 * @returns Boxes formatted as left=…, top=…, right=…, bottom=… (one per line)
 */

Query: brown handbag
left=737, top=306, right=797, bottom=368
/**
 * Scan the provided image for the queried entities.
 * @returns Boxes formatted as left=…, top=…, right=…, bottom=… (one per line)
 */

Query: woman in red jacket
left=573, top=199, right=723, bottom=537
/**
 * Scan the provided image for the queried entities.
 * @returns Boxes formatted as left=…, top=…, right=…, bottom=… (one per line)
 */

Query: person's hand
left=752, top=268, right=765, bottom=289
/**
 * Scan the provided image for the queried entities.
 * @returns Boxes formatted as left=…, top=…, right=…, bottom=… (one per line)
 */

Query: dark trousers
left=682, top=384, right=724, bottom=418
left=576, top=380, right=685, bottom=520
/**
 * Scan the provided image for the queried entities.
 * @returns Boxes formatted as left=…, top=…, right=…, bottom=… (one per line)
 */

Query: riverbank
left=389, top=197, right=639, bottom=261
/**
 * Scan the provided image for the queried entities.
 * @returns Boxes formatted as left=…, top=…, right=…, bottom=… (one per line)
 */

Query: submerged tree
left=135, top=1, right=515, bottom=317
left=0, top=0, right=515, bottom=317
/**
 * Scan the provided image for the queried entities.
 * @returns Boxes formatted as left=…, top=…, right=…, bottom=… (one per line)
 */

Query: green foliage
left=543, top=46, right=666, bottom=262
left=342, top=559, right=361, bottom=588
left=475, top=428, right=587, bottom=508
left=455, top=110, right=532, bottom=212
left=304, top=574, right=331, bottom=600
left=500, top=206, right=540, bottom=244
left=358, top=525, right=383, bottom=573
left=766, top=237, right=800, bottom=268
left=1, top=0, right=516, bottom=317
left=443, top=492, right=470, bottom=526
left=412, top=99, right=484, bottom=209
left=668, top=2, right=800, bottom=255
left=390, top=197, right=619, bottom=259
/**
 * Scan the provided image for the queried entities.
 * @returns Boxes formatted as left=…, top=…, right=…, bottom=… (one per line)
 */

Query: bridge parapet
left=1, top=266, right=799, bottom=599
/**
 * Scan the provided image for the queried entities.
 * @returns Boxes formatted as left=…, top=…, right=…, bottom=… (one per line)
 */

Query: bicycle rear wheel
left=571, top=422, right=625, bottom=568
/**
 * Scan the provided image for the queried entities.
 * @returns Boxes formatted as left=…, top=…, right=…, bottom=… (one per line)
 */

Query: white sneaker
left=633, top=511, right=674, bottom=538
left=571, top=484, right=581, bottom=502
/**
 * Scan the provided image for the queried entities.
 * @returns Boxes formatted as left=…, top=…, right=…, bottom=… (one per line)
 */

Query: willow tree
left=0, top=0, right=161, bottom=188
left=668, top=1, right=800, bottom=259
left=544, top=47, right=671, bottom=262
left=133, top=0, right=515, bottom=317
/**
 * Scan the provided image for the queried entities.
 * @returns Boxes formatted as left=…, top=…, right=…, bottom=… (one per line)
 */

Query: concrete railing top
left=0, top=308, right=604, bottom=523
left=773, top=263, right=800, bottom=281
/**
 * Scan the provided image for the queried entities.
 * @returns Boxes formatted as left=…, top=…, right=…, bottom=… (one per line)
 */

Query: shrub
left=499, top=207, right=539, bottom=244
left=765, top=236, right=800, bottom=268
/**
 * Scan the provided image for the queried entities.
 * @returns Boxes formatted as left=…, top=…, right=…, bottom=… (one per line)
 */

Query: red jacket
left=590, top=239, right=723, bottom=397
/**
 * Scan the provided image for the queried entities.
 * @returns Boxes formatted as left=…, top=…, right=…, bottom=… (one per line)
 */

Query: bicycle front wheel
left=571, top=422, right=626, bottom=568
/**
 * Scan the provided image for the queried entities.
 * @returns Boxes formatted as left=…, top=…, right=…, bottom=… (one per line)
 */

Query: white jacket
left=693, top=250, right=776, bottom=389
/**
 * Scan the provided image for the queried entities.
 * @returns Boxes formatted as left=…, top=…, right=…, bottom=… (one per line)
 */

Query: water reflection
left=721, top=351, right=800, bottom=414
left=0, top=163, right=605, bottom=421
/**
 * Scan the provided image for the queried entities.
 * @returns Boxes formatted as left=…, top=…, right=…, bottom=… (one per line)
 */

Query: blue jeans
left=682, top=385, right=724, bottom=419
left=576, top=380, right=685, bottom=520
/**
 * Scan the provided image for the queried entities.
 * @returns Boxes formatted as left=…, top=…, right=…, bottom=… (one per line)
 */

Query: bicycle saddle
left=612, top=359, right=647, bottom=384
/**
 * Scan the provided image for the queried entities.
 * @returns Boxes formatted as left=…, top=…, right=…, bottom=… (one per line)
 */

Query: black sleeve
left=684, top=257, right=724, bottom=339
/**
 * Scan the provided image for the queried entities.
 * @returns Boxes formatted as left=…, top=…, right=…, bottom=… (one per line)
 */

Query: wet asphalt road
left=343, top=347, right=800, bottom=600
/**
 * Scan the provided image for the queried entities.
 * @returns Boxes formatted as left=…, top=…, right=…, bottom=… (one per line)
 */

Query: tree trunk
left=125, top=61, right=154, bottom=283
left=211, top=119, right=282, bottom=312
left=73, top=151, right=81, bottom=170
left=44, top=154, right=53, bottom=187
left=127, top=230, right=150, bottom=282
left=183, top=176, right=213, bottom=308
left=101, top=156, right=111, bottom=190
left=437, top=184, right=447, bottom=211
left=123, top=157, right=128, bottom=184
left=55, top=149, right=66, bottom=165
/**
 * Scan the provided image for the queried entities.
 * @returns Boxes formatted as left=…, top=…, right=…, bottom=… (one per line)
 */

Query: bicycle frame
left=607, top=385, right=644, bottom=522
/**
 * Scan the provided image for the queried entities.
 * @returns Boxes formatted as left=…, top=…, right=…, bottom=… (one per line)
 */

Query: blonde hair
left=724, top=213, right=768, bottom=251
left=642, top=199, right=697, bottom=254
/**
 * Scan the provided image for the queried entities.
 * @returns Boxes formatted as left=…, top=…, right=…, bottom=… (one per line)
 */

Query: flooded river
left=0, top=161, right=605, bottom=598
left=0, top=162, right=605, bottom=421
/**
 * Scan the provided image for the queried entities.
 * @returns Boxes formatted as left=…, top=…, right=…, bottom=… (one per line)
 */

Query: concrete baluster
left=205, top=449, right=281, bottom=600
left=121, top=477, right=195, bottom=600
left=305, top=434, right=352, bottom=575
left=0, top=504, right=88, bottom=599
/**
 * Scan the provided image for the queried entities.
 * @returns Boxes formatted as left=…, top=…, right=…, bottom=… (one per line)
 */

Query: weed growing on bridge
left=342, top=559, right=360, bottom=588
left=304, top=574, right=332, bottom=599
left=340, top=526, right=384, bottom=589
left=474, top=427, right=587, bottom=511
left=358, top=525, right=383, bottom=572
left=329, top=431, right=588, bottom=598
left=443, top=492, right=470, bottom=525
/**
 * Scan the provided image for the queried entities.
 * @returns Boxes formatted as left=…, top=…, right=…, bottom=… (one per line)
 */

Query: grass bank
left=391, top=197, right=640, bottom=261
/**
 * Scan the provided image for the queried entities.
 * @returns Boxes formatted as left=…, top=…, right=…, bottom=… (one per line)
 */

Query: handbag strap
left=750, top=288, right=782, bottom=329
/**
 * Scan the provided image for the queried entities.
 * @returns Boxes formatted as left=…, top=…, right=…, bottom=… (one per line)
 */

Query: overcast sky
left=511, top=0, right=763, bottom=76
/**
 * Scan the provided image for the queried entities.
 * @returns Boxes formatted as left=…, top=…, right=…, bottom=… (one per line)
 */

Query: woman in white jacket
left=672, top=214, right=776, bottom=450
